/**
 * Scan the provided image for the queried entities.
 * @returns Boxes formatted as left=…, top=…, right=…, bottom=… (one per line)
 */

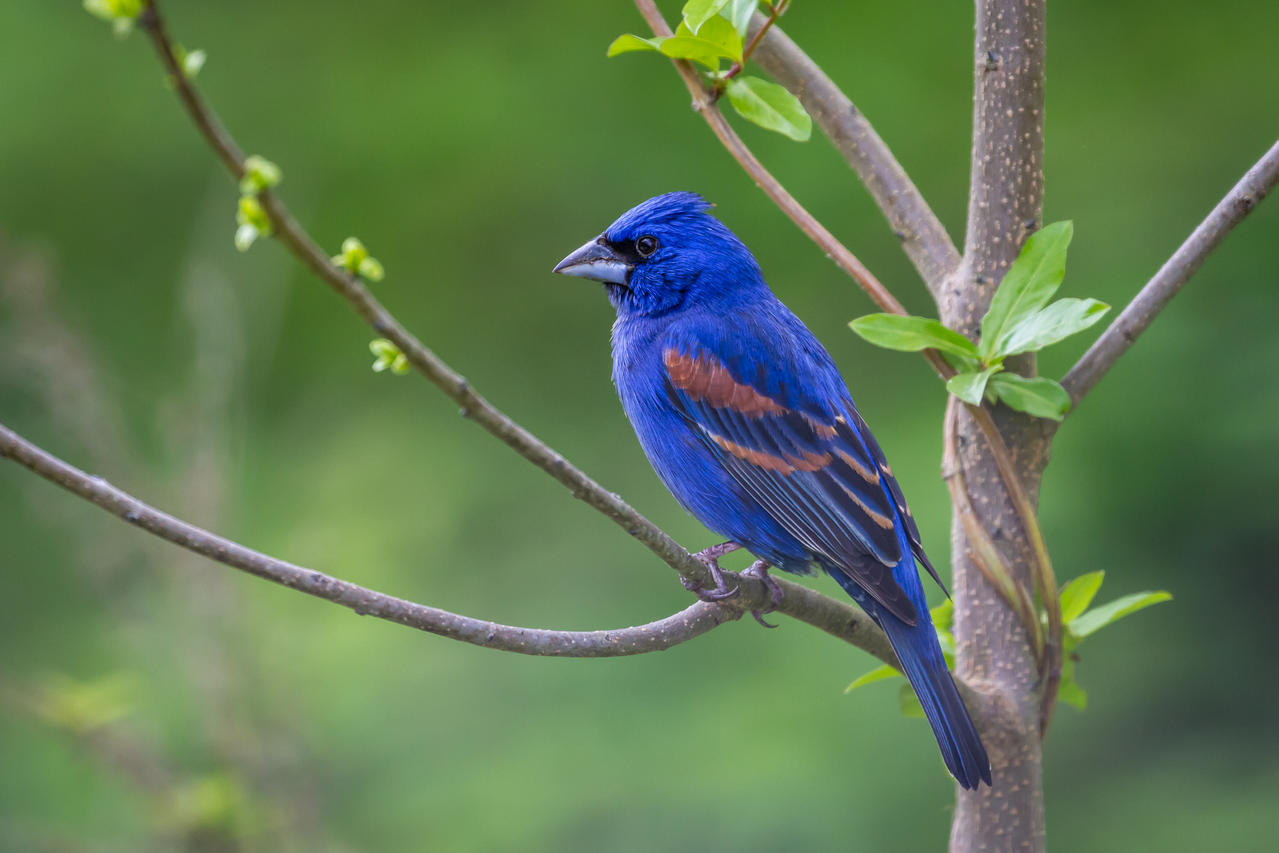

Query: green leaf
left=682, top=0, right=731, bottom=34
left=660, top=17, right=743, bottom=67
left=1000, top=298, right=1110, bottom=356
left=171, top=45, right=207, bottom=80
left=333, top=236, right=368, bottom=271
left=182, top=48, right=206, bottom=78
left=845, top=664, right=901, bottom=693
left=931, top=598, right=955, bottom=633
left=84, top=0, right=142, bottom=25
left=658, top=38, right=723, bottom=69
left=850, top=314, right=977, bottom=359
left=978, top=221, right=1074, bottom=360
left=1059, top=571, right=1105, bottom=623
left=898, top=683, right=926, bottom=719
left=724, top=75, right=811, bottom=141
left=238, top=155, right=283, bottom=195
left=727, top=0, right=759, bottom=36
left=1071, top=591, right=1172, bottom=639
left=1057, top=657, right=1088, bottom=710
left=358, top=256, right=385, bottom=282
left=234, top=224, right=260, bottom=253
left=606, top=34, right=662, bottom=57
left=370, top=338, right=409, bottom=375
left=236, top=195, right=271, bottom=235
left=1058, top=680, right=1087, bottom=709
left=988, top=373, right=1071, bottom=421
left=83, top=0, right=115, bottom=20
left=946, top=366, right=999, bottom=405
left=941, top=350, right=982, bottom=376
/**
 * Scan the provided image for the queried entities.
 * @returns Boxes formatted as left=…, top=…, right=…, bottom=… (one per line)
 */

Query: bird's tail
left=829, top=571, right=992, bottom=789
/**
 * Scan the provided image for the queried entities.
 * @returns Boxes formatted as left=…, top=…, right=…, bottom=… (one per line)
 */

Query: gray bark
left=943, top=1, right=1050, bottom=849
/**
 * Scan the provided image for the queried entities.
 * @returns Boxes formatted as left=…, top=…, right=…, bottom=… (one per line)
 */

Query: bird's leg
left=682, top=541, right=742, bottom=601
left=742, top=559, right=783, bottom=628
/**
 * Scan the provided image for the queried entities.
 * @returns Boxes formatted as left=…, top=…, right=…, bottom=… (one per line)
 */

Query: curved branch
left=1062, top=139, right=1279, bottom=407
left=749, top=18, right=960, bottom=298
left=0, top=421, right=737, bottom=657
left=135, top=1, right=704, bottom=589
left=87, top=1, right=899, bottom=668
left=0, top=420, right=901, bottom=665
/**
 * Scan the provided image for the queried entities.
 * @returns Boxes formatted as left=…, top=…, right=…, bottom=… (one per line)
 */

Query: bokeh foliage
left=1, top=1, right=1277, bottom=850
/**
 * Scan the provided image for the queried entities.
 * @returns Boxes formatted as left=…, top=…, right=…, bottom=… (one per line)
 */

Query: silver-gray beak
left=553, top=238, right=631, bottom=285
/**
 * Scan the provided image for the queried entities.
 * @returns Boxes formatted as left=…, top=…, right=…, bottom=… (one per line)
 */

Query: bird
left=553, top=191, right=992, bottom=789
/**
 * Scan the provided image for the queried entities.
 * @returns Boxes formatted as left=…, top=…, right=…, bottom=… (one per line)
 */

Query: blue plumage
left=555, top=192, right=991, bottom=789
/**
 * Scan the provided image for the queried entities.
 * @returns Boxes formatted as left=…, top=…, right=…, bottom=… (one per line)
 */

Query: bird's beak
left=553, top=237, right=631, bottom=285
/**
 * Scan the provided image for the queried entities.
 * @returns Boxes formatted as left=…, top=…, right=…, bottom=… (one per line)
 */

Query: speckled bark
left=944, top=2, right=1051, bottom=850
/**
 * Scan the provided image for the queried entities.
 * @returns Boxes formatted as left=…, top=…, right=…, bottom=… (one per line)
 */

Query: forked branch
left=749, top=18, right=961, bottom=298
left=1063, top=139, right=1279, bottom=406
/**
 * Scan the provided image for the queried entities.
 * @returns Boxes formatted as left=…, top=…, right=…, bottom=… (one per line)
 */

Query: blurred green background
left=2, top=1, right=1277, bottom=850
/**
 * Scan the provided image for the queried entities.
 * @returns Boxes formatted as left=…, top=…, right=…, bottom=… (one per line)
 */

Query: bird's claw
left=742, top=559, right=782, bottom=628
left=681, top=574, right=740, bottom=602
left=684, top=541, right=743, bottom=602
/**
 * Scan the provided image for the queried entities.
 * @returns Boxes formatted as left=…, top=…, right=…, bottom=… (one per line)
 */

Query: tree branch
left=65, top=0, right=903, bottom=669
left=0, top=421, right=741, bottom=657
left=749, top=17, right=961, bottom=298
left=946, top=0, right=1050, bottom=846
left=1062, top=138, right=1279, bottom=406
left=135, top=1, right=705, bottom=587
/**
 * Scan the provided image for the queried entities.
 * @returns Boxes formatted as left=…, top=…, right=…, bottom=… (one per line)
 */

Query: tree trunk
left=944, top=1, right=1051, bottom=850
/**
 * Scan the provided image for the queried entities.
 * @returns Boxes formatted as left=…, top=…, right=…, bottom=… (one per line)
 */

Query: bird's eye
left=635, top=235, right=659, bottom=257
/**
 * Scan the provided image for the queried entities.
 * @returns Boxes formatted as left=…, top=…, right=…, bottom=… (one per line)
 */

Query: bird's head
left=553, top=192, right=764, bottom=317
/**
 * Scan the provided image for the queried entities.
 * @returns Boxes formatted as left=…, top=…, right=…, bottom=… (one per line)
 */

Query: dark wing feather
left=663, top=346, right=922, bottom=625
left=843, top=408, right=949, bottom=597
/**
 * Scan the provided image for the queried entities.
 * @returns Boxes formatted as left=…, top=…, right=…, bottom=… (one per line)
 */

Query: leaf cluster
left=83, top=0, right=142, bottom=38
left=607, top=1, right=812, bottom=142
left=851, top=222, right=1109, bottom=420
left=234, top=155, right=282, bottom=252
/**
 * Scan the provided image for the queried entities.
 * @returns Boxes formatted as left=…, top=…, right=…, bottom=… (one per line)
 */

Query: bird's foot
left=742, top=559, right=782, bottom=628
left=682, top=541, right=742, bottom=602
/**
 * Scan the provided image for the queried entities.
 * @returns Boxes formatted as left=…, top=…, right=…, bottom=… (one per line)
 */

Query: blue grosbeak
left=555, top=192, right=991, bottom=789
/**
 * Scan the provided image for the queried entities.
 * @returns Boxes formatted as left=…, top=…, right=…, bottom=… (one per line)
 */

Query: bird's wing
left=662, top=336, right=936, bottom=626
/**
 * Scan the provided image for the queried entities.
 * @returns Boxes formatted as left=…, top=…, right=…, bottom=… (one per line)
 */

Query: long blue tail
left=828, top=569, right=992, bottom=789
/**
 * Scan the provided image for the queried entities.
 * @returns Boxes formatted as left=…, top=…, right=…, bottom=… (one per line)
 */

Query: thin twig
left=749, top=18, right=961, bottom=298
left=721, top=0, right=787, bottom=85
left=123, top=0, right=902, bottom=666
left=0, top=421, right=739, bottom=657
left=1062, top=139, right=1279, bottom=406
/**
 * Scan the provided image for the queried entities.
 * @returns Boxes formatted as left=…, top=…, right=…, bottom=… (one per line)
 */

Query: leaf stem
left=722, top=0, right=788, bottom=85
